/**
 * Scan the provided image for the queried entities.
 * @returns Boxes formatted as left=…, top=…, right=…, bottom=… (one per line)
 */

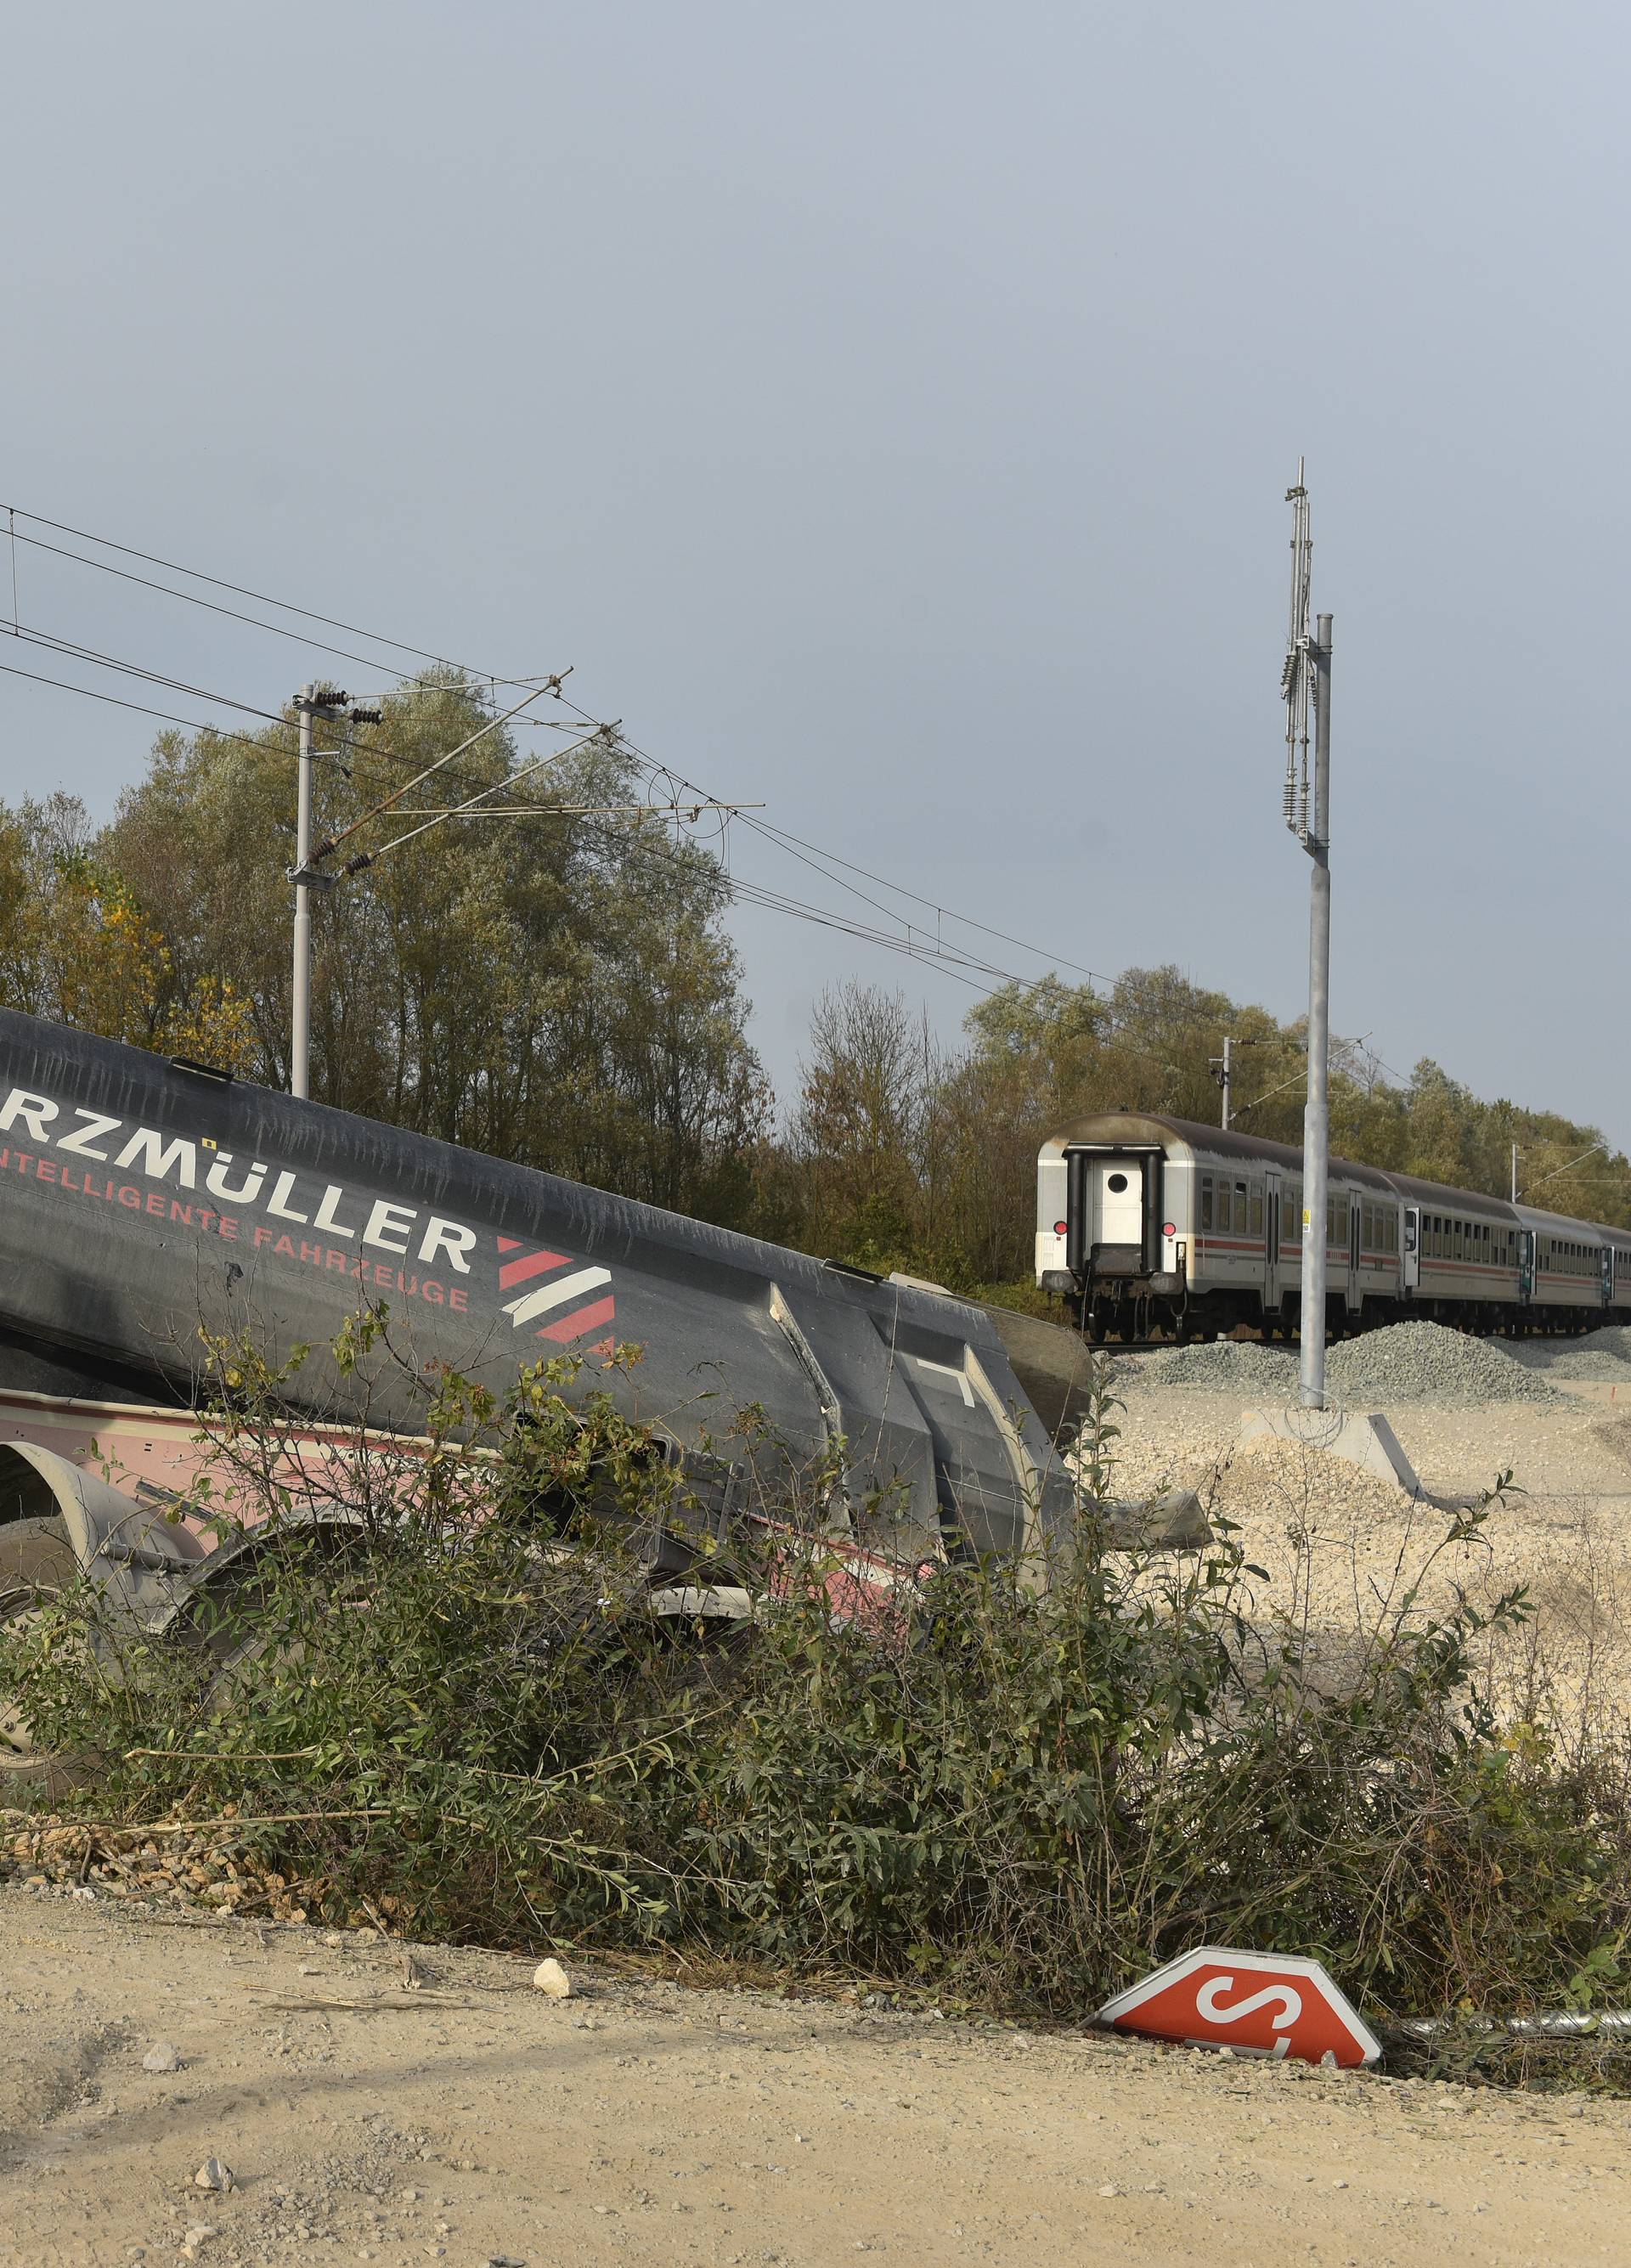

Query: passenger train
left=1035, top=1112, right=1631, bottom=1341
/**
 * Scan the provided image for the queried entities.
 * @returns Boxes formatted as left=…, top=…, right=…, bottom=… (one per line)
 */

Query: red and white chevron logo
left=496, top=1238, right=617, bottom=1350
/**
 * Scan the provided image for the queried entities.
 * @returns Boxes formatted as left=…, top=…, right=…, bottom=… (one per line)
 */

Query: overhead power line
left=0, top=504, right=1329, bottom=1096
left=2, top=504, right=1118, bottom=1000
left=2, top=518, right=559, bottom=700
left=0, top=652, right=295, bottom=754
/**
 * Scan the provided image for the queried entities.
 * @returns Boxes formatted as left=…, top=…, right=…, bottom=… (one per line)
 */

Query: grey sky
left=6, top=2, right=1623, bottom=1134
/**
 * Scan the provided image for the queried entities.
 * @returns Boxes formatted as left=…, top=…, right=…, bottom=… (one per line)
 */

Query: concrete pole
left=291, top=685, right=314, bottom=1100
left=1511, top=1142, right=1520, bottom=1203
left=1220, top=1034, right=1233, bottom=1130
left=1299, top=615, right=1333, bottom=1409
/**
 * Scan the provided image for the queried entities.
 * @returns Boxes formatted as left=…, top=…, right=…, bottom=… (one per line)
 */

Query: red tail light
left=1053, top=1221, right=1068, bottom=1235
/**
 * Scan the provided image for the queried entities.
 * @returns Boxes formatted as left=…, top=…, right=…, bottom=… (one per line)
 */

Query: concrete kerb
left=1238, top=1405, right=1425, bottom=1497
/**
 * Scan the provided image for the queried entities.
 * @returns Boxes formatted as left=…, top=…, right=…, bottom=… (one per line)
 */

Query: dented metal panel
left=0, top=1011, right=1075, bottom=1553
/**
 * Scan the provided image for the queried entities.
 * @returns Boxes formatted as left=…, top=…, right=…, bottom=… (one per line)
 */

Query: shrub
left=3, top=1318, right=1630, bottom=2065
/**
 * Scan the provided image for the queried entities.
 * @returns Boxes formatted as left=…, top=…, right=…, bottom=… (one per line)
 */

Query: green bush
left=4, top=1319, right=1630, bottom=2056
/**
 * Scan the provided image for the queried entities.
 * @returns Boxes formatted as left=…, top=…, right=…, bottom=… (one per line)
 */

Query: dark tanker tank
left=0, top=1009, right=1152, bottom=1609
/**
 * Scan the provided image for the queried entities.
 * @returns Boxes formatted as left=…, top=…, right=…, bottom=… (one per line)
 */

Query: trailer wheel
left=0, top=1515, right=84, bottom=1797
left=183, top=1534, right=380, bottom=1713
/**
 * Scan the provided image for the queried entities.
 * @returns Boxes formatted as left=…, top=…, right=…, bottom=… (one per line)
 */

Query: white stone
left=193, top=2158, right=235, bottom=2192
left=142, top=2040, right=183, bottom=2073
left=531, top=1958, right=573, bottom=2000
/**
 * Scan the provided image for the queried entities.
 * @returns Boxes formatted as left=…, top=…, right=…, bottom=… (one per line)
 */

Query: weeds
left=3, top=1316, right=1631, bottom=2064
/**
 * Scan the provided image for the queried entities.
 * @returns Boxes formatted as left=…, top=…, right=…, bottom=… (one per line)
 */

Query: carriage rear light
left=1162, top=1221, right=1176, bottom=1236
left=1053, top=1221, right=1068, bottom=1235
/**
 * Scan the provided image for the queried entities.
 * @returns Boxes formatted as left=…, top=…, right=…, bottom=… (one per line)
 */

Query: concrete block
left=1238, top=1406, right=1423, bottom=1497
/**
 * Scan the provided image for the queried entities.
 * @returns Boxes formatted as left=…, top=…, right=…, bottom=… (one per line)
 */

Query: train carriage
left=1386, top=1173, right=1520, bottom=1323
left=1036, top=1113, right=1398, bottom=1340
left=1038, top=1111, right=1628, bottom=1344
left=1512, top=1203, right=1612, bottom=1326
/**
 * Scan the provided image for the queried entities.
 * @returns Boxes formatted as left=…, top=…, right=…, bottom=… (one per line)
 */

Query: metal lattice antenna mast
left=1281, top=458, right=1313, bottom=843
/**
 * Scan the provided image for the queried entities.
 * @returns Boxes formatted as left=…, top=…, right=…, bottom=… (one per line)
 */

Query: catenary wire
left=4, top=506, right=1120, bottom=994
left=3, top=505, right=543, bottom=690
left=3, top=507, right=1299, bottom=1080
left=0, top=630, right=1187, bottom=1065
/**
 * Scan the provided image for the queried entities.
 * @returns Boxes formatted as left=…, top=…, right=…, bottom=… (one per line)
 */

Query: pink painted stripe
left=499, top=1248, right=570, bottom=1291
left=537, top=1295, right=617, bottom=1345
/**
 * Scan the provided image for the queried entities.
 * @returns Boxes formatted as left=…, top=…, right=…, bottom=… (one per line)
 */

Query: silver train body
left=1035, top=1113, right=1631, bottom=1340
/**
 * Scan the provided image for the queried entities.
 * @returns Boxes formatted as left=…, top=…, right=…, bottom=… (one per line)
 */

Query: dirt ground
left=8, top=1380, right=1631, bottom=2267
left=1107, top=1379, right=1631, bottom=1741
left=3, top=1885, right=1630, bottom=2268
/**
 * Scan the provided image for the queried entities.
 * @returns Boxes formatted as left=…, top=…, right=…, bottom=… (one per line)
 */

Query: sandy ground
left=3, top=1885, right=1631, bottom=2268
left=8, top=1382, right=1631, bottom=2266
left=1106, top=1379, right=1631, bottom=1740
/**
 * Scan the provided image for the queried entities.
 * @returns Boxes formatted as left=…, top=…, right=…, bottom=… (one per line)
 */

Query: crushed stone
left=1509, top=1324, right=1631, bottom=1381
left=1119, top=1342, right=1299, bottom=1394
left=1118, top=1323, right=1563, bottom=1408
left=1325, top=1323, right=1561, bottom=1408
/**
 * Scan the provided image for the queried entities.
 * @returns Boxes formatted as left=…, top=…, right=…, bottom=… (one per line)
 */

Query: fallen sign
left=1098, top=1947, right=1380, bottom=2069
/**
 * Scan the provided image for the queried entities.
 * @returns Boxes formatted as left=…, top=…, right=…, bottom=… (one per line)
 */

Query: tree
left=13, top=677, right=770, bottom=1227
left=784, top=983, right=928, bottom=1265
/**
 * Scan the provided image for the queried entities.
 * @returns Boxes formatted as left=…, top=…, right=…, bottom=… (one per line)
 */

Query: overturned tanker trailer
left=0, top=1009, right=1202, bottom=1688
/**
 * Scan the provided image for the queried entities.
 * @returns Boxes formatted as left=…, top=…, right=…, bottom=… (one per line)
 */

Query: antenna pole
left=1300, top=613, right=1333, bottom=1408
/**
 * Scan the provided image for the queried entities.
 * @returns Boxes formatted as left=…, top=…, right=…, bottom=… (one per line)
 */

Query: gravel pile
left=1510, top=1325, right=1631, bottom=1381
left=1121, top=1341, right=1299, bottom=1394
left=1121, top=1321, right=1567, bottom=1408
left=1324, top=1321, right=1561, bottom=1408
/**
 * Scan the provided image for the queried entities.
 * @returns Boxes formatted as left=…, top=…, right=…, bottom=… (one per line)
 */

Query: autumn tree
left=9, top=677, right=769, bottom=1227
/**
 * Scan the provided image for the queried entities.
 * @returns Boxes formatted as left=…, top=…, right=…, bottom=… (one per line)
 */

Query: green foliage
left=6, top=1333, right=1631, bottom=2056
left=2, top=680, right=769, bottom=1226
left=781, top=971, right=1631, bottom=1290
left=5, top=695, right=1626, bottom=1270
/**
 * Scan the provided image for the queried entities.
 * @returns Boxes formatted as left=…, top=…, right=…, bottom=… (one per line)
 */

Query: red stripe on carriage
left=499, top=1248, right=571, bottom=1290
left=536, top=1295, right=617, bottom=1345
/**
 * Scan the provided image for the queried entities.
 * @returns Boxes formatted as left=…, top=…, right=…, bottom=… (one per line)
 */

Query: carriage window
left=1234, top=1181, right=1247, bottom=1232
left=1250, top=1188, right=1263, bottom=1236
left=1199, top=1176, right=1213, bottom=1231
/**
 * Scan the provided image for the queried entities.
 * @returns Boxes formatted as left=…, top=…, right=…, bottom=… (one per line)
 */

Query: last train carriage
left=1035, top=1113, right=1631, bottom=1342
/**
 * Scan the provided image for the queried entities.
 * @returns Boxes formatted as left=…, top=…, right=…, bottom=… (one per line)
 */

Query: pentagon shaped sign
left=1098, top=1947, right=1381, bottom=2069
